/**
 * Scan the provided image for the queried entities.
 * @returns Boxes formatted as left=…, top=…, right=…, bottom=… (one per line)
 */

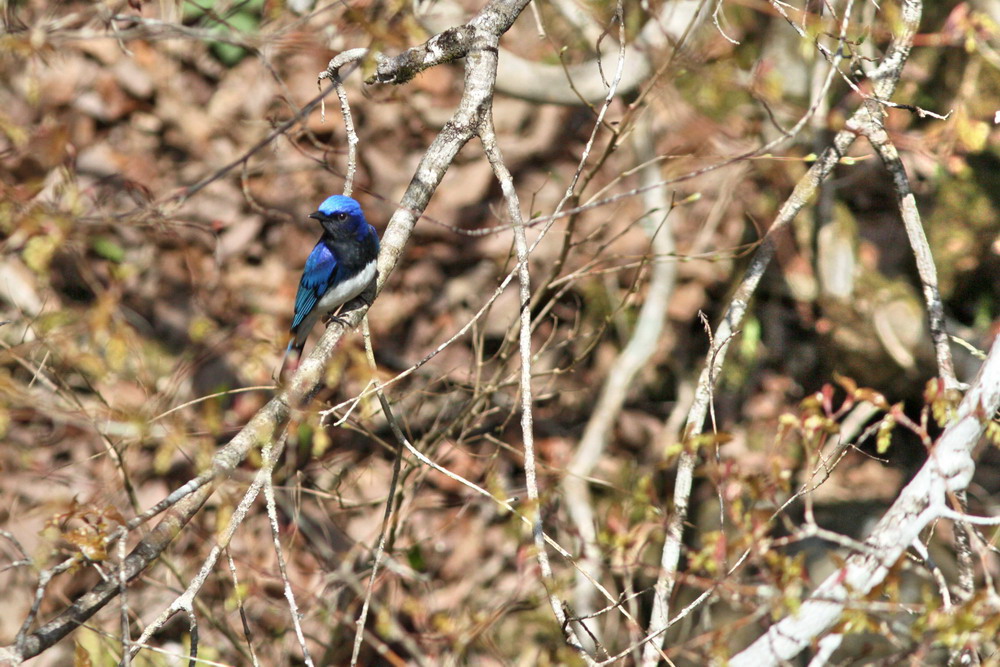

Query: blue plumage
left=282, top=195, right=380, bottom=370
left=292, top=242, right=337, bottom=331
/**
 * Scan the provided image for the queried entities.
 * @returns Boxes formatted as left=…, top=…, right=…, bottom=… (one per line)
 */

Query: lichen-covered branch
left=640, top=1, right=924, bottom=663
left=3, top=0, right=539, bottom=661
left=730, top=333, right=1000, bottom=665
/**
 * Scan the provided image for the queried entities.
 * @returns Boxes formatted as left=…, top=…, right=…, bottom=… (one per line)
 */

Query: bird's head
left=309, top=195, right=369, bottom=238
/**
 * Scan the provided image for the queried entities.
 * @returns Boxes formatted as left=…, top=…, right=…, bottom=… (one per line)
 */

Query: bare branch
left=11, top=483, right=213, bottom=661
left=641, top=1, right=923, bottom=662
left=479, top=45, right=594, bottom=664
left=318, top=48, right=368, bottom=197
left=730, top=332, right=1000, bottom=665
left=848, top=105, right=959, bottom=389
left=563, top=108, right=678, bottom=643
left=351, top=318, right=405, bottom=666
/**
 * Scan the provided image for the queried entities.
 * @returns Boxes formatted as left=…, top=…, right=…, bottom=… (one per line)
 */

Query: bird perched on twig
left=280, top=195, right=379, bottom=376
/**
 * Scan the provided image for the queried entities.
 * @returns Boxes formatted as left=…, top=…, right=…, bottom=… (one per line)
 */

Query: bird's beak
left=308, top=211, right=324, bottom=222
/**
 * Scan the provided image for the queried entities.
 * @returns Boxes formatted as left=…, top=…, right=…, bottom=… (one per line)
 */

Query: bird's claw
left=323, top=313, right=349, bottom=328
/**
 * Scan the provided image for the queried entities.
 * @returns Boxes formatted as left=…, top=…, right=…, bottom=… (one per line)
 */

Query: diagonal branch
left=848, top=104, right=958, bottom=389
left=730, top=333, right=1000, bottom=665
left=640, top=1, right=924, bottom=663
left=562, top=103, right=678, bottom=647
left=10, top=483, right=214, bottom=661
left=4, top=0, right=537, bottom=661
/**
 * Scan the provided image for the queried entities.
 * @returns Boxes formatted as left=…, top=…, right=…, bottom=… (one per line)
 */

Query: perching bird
left=281, top=195, right=379, bottom=373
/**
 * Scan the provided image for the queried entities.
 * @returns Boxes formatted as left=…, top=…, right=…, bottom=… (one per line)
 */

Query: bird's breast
left=316, top=259, right=377, bottom=313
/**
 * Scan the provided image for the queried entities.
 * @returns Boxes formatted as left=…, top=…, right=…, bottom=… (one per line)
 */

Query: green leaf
left=407, top=544, right=426, bottom=572
left=91, top=236, right=125, bottom=263
left=877, top=415, right=895, bottom=454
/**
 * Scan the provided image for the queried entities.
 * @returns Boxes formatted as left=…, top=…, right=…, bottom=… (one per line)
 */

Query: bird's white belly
left=316, top=259, right=376, bottom=314
left=293, top=260, right=376, bottom=348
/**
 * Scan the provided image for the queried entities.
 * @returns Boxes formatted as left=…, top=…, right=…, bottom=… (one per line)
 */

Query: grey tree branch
left=640, top=1, right=923, bottom=663
left=849, top=104, right=959, bottom=389
left=351, top=319, right=407, bottom=667
left=367, top=0, right=532, bottom=86
left=2, top=0, right=540, bottom=661
left=480, top=112, right=592, bottom=655
left=8, top=483, right=214, bottom=662
left=262, top=445, right=315, bottom=667
left=562, top=112, right=678, bottom=641
left=730, top=333, right=1000, bottom=665
left=318, top=48, right=368, bottom=197
left=349, top=0, right=593, bottom=656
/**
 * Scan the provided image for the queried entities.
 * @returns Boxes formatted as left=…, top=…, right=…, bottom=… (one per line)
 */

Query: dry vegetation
left=1, top=0, right=1000, bottom=664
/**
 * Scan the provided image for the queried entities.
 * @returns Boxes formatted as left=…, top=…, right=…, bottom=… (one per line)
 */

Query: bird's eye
left=335, top=212, right=348, bottom=221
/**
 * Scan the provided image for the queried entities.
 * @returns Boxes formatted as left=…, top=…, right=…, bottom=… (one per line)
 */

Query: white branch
left=641, top=2, right=922, bottom=662
left=563, top=112, right=678, bottom=640
left=730, top=334, right=1000, bottom=665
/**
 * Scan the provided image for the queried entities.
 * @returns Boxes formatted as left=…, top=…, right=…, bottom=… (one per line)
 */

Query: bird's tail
left=276, top=339, right=304, bottom=381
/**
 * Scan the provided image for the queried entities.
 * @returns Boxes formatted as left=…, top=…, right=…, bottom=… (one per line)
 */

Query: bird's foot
left=323, top=313, right=349, bottom=328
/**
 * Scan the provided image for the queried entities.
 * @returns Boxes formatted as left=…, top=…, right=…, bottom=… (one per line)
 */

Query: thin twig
left=641, top=0, right=918, bottom=661
left=478, top=51, right=593, bottom=663
left=350, top=317, right=406, bottom=666
left=562, top=109, right=677, bottom=642
left=318, top=48, right=368, bottom=197
left=263, top=440, right=315, bottom=667
left=225, top=549, right=261, bottom=667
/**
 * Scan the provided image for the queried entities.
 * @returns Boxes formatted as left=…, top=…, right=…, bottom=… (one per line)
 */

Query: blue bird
left=281, top=195, right=379, bottom=372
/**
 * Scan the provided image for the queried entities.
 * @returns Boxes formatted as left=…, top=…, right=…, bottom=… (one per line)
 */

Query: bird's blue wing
left=291, top=243, right=337, bottom=331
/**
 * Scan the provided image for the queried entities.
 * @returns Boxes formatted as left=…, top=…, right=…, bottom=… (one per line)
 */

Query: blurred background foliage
left=1, top=0, right=999, bottom=663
